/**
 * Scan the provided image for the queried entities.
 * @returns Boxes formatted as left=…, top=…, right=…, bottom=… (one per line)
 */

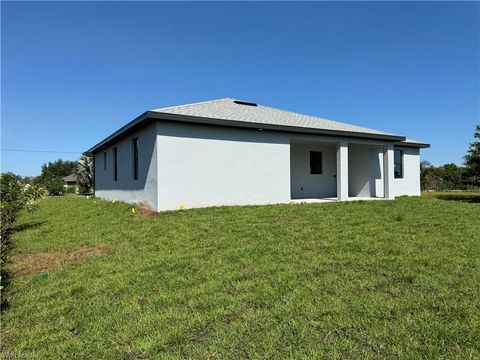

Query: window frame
left=394, top=149, right=403, bottom=179
left=113, top=147, right=118, bottom=182
left=309, top=151, right=323, bottom=175
left=132, top=137, right=139, bottom=180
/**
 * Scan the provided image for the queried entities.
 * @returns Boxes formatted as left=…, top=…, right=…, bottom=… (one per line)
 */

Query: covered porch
left=290, top=137, right=395, bottom=201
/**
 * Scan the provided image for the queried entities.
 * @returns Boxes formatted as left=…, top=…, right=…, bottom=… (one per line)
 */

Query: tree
left=420, top=161, right=442, bottom=191
left=44, top=176, right=65, bottom=195
left=37, top=159, right=76, bottom=186
left=463, top=125, right=480, bottom=188
left=39, top=159, right=76, bottom=179
left=438, top=163, right=464, bottom=190
left=75, top=155, right=93, bottom=194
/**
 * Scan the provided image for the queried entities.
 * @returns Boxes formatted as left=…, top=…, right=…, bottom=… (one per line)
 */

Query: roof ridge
left=151, top=98, right=234, bottom=112
left=256, top=102, right=395, bottom=135
left=150, top=97, right=399, bottom=137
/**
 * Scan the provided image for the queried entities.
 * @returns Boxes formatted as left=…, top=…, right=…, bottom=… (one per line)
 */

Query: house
left=63, top=174, right=78, bottom=187
left=85, top=98, right=429, bottom=211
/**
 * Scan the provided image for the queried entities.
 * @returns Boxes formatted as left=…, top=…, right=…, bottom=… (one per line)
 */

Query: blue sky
left=1, top=1, right=479, bottom=176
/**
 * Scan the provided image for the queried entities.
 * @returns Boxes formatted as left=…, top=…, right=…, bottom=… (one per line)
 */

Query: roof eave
left=148, top=111, right=406, bottom=142
left=396, top=141, right=430, bottom=148
left=85, top=111, right=407, bottom=155
left=84, top=111, right=151, bottom=155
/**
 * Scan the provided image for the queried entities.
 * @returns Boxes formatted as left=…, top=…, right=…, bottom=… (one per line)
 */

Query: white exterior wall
left=366, top=146, right=420, bottom=197
left=369, top=147, right=384, bottom=198
left=290, top=142, right=337, bottom=198
left=93, top=121, right=423, bottom=211
left=94, top=123, right=158, bottom=210
left=348, top=144, right=371, bottom=197
left=392, top=146, right=421, bottom=196
left=156, top=122, right=291, bottom=211
left=290, top=142, right=421, bottom=199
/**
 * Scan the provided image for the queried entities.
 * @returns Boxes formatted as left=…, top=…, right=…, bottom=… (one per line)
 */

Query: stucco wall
left=392, top=146, right=421, bottom=196
left=93, top=121, right=422, bottom=210
left=348, top=144, right=372, bottom=197
left=94, top=123, right=158, bottom=210
left=290, top=142, right=337, bottom=198
left=289, top=142, right=420, bottom=199
left=366, top=146, right=420, bottom=197
left=156, top=122, right=291, bottom=211
left=369, top=147, right=384, bottom=198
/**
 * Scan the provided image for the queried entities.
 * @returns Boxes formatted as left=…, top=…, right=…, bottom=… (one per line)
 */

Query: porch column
left=383, top=144, right=395, bottom=200
left=337, top=140, right=349, bottom=201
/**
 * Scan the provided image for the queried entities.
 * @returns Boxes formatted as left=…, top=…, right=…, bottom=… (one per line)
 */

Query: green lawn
left=422, top=190, right=480, bottom=203
left=2, top=196, right=479, bottom=359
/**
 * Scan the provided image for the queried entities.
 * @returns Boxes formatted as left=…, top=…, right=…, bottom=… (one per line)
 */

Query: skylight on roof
left=233, top=100, right=257, bottom=107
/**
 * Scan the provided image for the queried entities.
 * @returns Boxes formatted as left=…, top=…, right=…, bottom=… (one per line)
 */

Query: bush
left=1, top=173, right=41, bottom=239
left=44, top=176, right=65, bottom=195
left=1, top=173, right=42, bottom=304
left=65, top=185, right=78, bottom=194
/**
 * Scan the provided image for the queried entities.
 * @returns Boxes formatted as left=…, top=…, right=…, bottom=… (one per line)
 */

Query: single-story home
left=85, top=98, right=429, bottom=211
left=63, top=174, right=78, bottom=187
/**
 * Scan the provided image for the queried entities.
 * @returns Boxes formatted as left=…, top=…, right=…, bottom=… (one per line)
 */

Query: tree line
left=23, top=155, right=93, bottom=195
left=421, top=125, right=479, bottom=191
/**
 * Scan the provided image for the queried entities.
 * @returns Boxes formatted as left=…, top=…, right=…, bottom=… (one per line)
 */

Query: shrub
left=0, top=173, right=41, bottom=239
left=65, top=185, right=78, bottom=194
left=0, top=173, right=42, bottom=304
left=44, top=176, right=65, bottom=195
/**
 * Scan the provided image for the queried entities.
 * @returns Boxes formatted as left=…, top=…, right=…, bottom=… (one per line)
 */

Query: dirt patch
left=134, top=202, right=158, bottom=217
left=10, top=245, right=111, bottom=277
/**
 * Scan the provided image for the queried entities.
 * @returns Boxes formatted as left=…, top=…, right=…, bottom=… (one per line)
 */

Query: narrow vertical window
left=132, top=138, right=138, bottom=180
left=103, top=152, right=107, bottom=171
left=310, top=151, right=323, bottom=174
left=113, top=147, right=118, bottom=182
left=394, top=149, right=403, bottom=179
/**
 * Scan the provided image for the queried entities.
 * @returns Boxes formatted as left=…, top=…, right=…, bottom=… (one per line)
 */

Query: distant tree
left=420, top=162, right=442, bottom=191
left=22, top=176, right=36, bottom=185
left=438, top=163, right=464, bottom=190
left=36, top=159, right=76, bottom=193
left=39, top=159, right=76, bottom=180
left=463, top=125, right=480, bottom=188
left=44, top=176, right=65, bottom=195
left=420, top=160, right=432, bottom=170
left=75, top=155, right=93, bottom=193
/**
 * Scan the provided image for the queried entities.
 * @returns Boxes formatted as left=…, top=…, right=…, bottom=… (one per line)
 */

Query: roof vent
left=234, top=100, right=257, bottom=107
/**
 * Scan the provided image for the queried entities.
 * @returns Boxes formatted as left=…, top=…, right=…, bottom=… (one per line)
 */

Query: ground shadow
left=2, top=220, right=48, bottom=312
left=436, top=195, right=480, bottom=204
left=13, top=220, right=49, bottom=233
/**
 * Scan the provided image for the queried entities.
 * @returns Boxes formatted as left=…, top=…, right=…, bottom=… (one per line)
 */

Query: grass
left=1, top=195, right=479, bottom=359
left=422, top=190, right=480, bottom=203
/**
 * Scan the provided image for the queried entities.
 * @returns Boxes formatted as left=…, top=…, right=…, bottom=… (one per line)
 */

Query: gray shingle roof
left=64, top=174, right=78, bottom=182
left=151, top=98, right=397, bottom=137
left=86, top=98, right=429, bottom=154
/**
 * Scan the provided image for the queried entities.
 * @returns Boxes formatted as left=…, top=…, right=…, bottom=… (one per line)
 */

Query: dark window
left=103, top=152, right=107, bottom=171
left=113, top=147, right=118, bottom=181
left=132, top=138, right=138, bottom=180
left=310, top=151, right=323, bottom=174
left=394, top=149, right=403, bottom=179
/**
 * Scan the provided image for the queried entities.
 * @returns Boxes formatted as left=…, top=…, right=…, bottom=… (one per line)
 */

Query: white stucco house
left=85, top=98, right=429, bottom=211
